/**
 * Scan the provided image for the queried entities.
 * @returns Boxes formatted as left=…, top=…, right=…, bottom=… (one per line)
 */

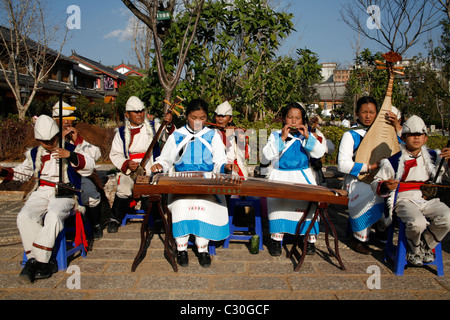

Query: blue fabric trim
left=349, top=203, right=384, bottom=232
left=172, top=220, right=230, bottom=241
left=304, top=134, right=316, bottom=152
left=388, top=152, right=402, bottom=173
left=276, top=167, right=309, bottom=172
left=349, top=130, right=362, bottom=151
left=30, top=147, right=38, bottom=171
left=274, top=134, right=285, bottom=152
left=350, top=162, right=363, bottom=176
left=269, top=219, right=319, bottom=236
left=299, top=170, right=312, bottom=184
left=64, top=141, right=76, bottom=152
left=118, top=126, right=128, bottom=158
left=428, top=149, right=437, bottom=163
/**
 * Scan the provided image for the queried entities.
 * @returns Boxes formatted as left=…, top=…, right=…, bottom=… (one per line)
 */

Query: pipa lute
left=354, top=52, right=403, bottom=183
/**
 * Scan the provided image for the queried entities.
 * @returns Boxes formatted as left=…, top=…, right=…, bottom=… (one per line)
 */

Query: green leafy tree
left=150, top=0, right=302, bottom=120
left=406, top=19, right=450, bottom=130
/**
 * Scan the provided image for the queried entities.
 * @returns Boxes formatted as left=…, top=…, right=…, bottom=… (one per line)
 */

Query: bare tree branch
left=122, top=0, right=205, bottom=107
left=0, top=0, right=68, bottom=119
left=340, top=0, right=444, bottom=55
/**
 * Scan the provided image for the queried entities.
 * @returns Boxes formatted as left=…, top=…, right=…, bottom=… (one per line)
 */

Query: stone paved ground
left=0, top=196, right=449, bottom=302
left=0, top=166, right=449, bottom=307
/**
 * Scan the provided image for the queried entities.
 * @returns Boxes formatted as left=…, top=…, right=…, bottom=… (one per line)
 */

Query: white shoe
left=406, top=251, right=423, bottom=266
left=421, top=243, right=435, bottom=264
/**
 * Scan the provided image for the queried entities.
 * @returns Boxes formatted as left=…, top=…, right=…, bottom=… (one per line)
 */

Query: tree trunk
left=164, top=89, right=173, bottom=113
left=16, top=102, right=26, bottom=120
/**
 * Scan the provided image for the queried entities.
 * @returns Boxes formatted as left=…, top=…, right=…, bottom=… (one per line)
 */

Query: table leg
left=131, top=197, right=157, bottom=272
left=291, top=207, right=321, bottom=272
left=161, top=202, right=178, bottom=272
left=287, top=202, right=346, bottom=272
left=287, top=202, right=313, bottom=265
left=319, top=203, right=346, bottom=271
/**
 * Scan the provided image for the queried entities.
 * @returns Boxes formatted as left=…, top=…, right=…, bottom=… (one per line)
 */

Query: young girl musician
left=151, top=99, right=238, bottom=267
left=262, top=102, right=326, bottom=256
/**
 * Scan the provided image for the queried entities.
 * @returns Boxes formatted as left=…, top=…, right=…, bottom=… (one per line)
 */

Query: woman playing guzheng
left=338, top=96, right=401, bottom=254
left=262, top=102, right=326, bottom=256
left=150, top=99, right=238, bottom=268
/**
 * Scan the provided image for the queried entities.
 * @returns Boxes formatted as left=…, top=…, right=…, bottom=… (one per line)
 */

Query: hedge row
left=0, top=117, right=447, bottom=165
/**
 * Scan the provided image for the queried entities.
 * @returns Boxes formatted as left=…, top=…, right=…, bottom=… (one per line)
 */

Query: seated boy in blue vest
left=371, top=115, right=450, bottom=266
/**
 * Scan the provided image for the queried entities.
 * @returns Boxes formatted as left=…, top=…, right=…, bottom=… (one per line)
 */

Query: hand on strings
left=224, top=163, right=240, bottom=173
left=151, top=163, right=164, bottom=173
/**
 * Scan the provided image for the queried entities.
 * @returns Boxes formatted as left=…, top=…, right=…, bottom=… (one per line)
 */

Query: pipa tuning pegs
left=382, top=52, right=402, bottom=63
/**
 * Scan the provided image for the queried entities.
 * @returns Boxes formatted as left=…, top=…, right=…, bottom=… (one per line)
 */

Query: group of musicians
left=1, top=95, right=449, bottom=282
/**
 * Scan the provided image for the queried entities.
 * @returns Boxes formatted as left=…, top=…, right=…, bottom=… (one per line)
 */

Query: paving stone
left=212, top=276, right=290, bottom=291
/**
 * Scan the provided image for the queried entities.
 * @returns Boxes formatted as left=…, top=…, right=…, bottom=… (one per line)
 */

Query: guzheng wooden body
left=133, top=172, right=348, bottom=206
left=355, top=52, right=403, bottom=182
left=131, top=172, right=348, bottom=273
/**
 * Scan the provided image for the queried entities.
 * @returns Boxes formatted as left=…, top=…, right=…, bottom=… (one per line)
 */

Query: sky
left=48, top=0, right=444, bottom=68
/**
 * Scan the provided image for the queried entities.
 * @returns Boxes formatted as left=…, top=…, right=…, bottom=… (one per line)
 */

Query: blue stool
left=384, top=217, right=444, bottom=276
left=223, top=196, right=264, bottom=251
left=121, top=209, right=148, bottom=226
left=22, top=212, right=87, bottom=271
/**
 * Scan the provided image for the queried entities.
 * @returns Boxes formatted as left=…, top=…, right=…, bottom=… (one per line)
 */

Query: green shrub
left=427, top=134, right=448, bottom=150
left=320, top=126, right=347, bottom=165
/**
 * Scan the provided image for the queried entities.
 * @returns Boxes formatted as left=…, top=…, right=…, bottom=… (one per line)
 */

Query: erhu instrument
left=420, top=138, right=450, bottom=200
left=354, top=52, right=404, bottom=183
left=56, top=88, right=78, bottom=197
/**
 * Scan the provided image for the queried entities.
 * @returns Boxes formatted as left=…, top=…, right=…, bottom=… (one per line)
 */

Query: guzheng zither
left=131, top=172, right=348, bottom=272
left=133, top=172, right=348, bottom=206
